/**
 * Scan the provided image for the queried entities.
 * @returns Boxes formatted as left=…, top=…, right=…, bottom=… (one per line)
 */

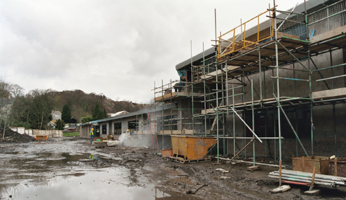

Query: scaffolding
left=154, top=0, right=346, bottom=166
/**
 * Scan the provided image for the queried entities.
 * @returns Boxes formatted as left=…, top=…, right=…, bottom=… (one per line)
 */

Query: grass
left=63, top=132, right=80, bottom=137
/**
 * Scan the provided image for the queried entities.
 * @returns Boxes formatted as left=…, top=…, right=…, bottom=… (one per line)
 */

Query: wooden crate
left=292, top=156, right=329, bottom=175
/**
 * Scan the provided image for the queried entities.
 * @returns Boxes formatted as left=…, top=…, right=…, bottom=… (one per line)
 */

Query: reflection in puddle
left=0, top=141, right=198, bottom=200
left=0, top=146, right=169, bottom=200
left=1, top=170, right=170, bottom=200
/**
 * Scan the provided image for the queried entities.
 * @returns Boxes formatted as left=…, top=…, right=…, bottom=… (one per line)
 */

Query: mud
left=0, top=126, right=35, bottom=143
left=0, top=138, right=346, bottom=200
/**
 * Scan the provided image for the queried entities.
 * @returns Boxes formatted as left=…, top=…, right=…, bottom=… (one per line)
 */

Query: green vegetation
left=63, top=132, right=80, bottom=137
left=81, top=115, right=93, bottom=123
left=61, top=104, right=71, bottom=123
left=92, top=104, right=107, bottom=120
left=1, top=78, right=149, bottom=128
left=9, top=89, right=53, bottom=129
left=56, top=119, right=65, bottom=130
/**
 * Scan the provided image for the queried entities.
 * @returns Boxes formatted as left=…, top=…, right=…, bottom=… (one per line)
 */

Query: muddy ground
left=0, top=138, right=346, bottom=200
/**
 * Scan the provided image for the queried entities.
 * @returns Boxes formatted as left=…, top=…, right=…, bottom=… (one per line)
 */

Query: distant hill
left=50, top=90, right=150, bottom=122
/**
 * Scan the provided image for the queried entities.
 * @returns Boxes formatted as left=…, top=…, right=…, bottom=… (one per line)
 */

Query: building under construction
left=80, top=0, right=346, bottom=166
left=153, top=0, right=346, bottom=165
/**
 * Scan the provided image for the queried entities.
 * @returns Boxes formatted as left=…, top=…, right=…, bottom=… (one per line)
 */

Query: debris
left=304, top=189, right=320, bottom=195
left=107, top=140, right=120, bottom=147
left=186, top=184, right=207, bottom=194
left=216, top=168, right=229, bottom=173
left=270, top=185, right=291, bottom=193
left=220, top=176, right=232, bottom=180
left=0, top=126, right=35, bottom=143
left=247, top=166, right=261, bottom=171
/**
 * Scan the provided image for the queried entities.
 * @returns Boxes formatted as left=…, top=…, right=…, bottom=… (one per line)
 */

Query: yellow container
left=36, top=135, right=47, bottom=141
left=171, top=135, right=217, bottom=161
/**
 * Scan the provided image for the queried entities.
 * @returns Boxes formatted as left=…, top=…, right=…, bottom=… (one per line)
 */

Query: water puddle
left=1, top=170, right=172, bottom=200
left=0, top=141, right=197, bottom=200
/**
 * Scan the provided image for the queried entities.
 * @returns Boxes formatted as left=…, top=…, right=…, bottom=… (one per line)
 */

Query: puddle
left=0, top=141, right=200, bottom=200
left=1, top=170, right=172, bottom=200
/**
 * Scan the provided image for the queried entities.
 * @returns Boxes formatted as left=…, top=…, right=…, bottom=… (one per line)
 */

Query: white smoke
left=117, top=133, right=152, bottom=148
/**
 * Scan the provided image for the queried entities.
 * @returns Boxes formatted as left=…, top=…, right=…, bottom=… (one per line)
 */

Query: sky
left=0, top=0, right=306, bottom=103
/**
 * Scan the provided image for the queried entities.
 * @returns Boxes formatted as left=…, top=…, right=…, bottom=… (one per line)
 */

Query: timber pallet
left=168, top=156, right=211, bottom=164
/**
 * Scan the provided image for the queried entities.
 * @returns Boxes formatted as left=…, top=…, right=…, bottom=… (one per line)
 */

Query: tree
left=92, top=104, right=107, bottom=120
left=9, top=84, right=24, bottom=98
left=55, top=119, right=64, bottom=130
left=9, top=89, right=53, bottom=130
left=61, top=104, right=71, bottom=123
left=0, top=79, right=11, bottom=98
left=81, top=115, right=93, bottom=123
left=103, top=109, right=107, bottom=118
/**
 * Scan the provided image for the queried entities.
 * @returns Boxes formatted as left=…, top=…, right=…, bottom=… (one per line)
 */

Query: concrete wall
left=9, top=127, right=63, bottom=138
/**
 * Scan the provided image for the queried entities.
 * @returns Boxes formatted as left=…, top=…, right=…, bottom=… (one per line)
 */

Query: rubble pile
left=0, top=126, right=36, bottom=143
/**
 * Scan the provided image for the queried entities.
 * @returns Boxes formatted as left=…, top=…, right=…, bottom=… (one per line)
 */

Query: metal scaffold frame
left=153, top=0, right=346, bottom=165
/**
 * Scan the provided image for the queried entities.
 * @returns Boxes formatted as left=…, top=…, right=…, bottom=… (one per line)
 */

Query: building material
left=269, top=169, right=346, bottom=187
left=304, top=166, right=320, bottom=194
left=292, top=156, right=329, bottom=175
left=329, top=158, right=346, bottom=177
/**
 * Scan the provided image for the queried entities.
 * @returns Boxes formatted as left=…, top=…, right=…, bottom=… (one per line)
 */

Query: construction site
left=2, top=0, right=346, bottom=199
left=77, top=0, right=346, bottom=195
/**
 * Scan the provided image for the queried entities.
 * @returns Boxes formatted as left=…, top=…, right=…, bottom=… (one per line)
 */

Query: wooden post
left=335, top=158, right=338, bottom=176
left=279, top=160, right=282, bottom=186
left=309, top=166, right=316, bottom=191
left=302, top=156, right=305, bottom=172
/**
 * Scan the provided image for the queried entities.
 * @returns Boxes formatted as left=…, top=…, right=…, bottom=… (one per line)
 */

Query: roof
left=52, top=111, right=61, bottom=115
left=80, top=103, right=176, bottom=126
left=175, top=47, right=216, bottom=70
left=175, top=0, right=326, bottom=70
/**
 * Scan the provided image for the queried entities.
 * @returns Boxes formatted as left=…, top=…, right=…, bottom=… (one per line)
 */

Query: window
left=102, top=125, right=107, bottom=135
left=114, top=122, right=121, bottom=135
left=128, top=120, right=137, bottom=130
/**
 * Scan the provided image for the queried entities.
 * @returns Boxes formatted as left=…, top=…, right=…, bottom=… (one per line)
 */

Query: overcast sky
left=0, top=0, right=306, bottom=103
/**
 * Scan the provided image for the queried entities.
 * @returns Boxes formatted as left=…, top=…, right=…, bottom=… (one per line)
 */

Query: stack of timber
left=269, top=169, right=346, bottom=187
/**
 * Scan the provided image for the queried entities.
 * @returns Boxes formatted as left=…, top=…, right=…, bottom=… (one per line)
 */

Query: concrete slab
left=310, top=25, right=346, bottom=43
left=312, top=87, right=346, bottom=99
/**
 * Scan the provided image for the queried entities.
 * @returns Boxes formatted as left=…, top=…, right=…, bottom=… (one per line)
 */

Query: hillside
left=50, top=90, right=150, bottom=122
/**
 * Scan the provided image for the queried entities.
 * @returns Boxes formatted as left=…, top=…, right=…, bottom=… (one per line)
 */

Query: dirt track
left=1, top=138, right=346, bottom=200
left=98, top=140, right=346, bottom=200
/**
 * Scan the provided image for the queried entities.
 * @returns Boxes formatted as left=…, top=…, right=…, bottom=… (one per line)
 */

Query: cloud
left=0, top=0, right=305, bottom=103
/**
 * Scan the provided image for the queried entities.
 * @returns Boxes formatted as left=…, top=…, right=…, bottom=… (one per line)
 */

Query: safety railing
left=217, top=8, right=275, bottom=59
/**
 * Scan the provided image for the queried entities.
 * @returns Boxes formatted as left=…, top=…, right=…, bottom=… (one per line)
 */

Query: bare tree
left=10, top=84, right=24, bottom=98
left=0, top=79, right=11, bottom=99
